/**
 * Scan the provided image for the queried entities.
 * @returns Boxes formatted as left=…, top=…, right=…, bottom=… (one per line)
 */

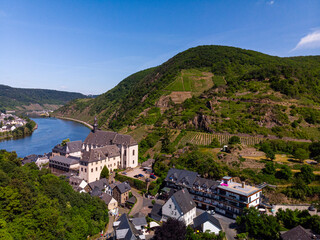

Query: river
left=0, top=118, right=91, bottom=157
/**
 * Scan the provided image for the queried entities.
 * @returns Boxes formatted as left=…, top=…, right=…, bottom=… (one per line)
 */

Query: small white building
left=162, top=189, right=197, bottom=226
left=193, top=211, right=222, bottom=235
left=35, top=155, right=49, bottom=169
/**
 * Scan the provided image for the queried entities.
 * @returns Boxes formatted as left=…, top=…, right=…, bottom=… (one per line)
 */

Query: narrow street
left=130, top=188, right=144, bottom=216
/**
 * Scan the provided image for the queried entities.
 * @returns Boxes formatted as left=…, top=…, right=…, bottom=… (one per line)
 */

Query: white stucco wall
left=203, top=221, right=221, bottom=235
left=182, top=207, right=196, bottom=226
left=80, top=156, right=121, bottom=183
left=127, top=145, right=138, bottom=168
left=162, top=197, right=182, bottom=220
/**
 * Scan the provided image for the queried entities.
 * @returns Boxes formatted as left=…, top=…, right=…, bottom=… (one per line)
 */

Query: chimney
left=242, top=182, right=245, bottom=188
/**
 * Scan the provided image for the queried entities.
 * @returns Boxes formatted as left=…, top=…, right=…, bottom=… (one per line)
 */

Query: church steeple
left=92, top=116, right=98, bottom=133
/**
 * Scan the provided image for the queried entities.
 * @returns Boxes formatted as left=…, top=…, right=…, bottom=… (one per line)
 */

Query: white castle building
left=79, top=118, right=138, bottom=183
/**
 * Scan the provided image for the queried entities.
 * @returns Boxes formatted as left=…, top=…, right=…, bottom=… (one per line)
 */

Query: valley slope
left=54, top=45, right=320, bottom=145
left=0, top=84, right=88, bottom=112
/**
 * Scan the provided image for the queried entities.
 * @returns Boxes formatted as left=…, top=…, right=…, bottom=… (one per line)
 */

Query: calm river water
left=0, top=118, right=91, bottom=157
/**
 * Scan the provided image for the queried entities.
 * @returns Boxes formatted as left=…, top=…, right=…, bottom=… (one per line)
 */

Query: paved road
left=269, top=204, right=319, bottom=216
left=130, top=189, right=144, bottom=216
left=214, top=213, right=237, bottom=240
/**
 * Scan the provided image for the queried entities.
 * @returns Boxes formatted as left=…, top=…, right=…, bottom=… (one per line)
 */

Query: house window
left=81, top=168, right=83, bottom=171
left=96, top=167, right=98, bottom=171
left=91, top=169, right=93, bottom=172
left=169, top=204, right=172, bottom=209
left=85, top=168, right=87, bottom=172
left=133, top=160, right=134, bottom=164
left=133, top=150, right=135, bottom=156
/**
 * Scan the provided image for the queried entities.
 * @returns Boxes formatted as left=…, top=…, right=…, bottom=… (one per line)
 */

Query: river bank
left=54, top=116, right=93, bottom=130
left=0, top=119, right=37, bottom=142
left=0, top=118, right=91, bottom=157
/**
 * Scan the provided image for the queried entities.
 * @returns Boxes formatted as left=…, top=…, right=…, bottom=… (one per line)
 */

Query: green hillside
left=0, top=84, right=87, bottom=111
left=0, top=150, right=108, bottom=239
left=54, top=45, right=320, bottom=142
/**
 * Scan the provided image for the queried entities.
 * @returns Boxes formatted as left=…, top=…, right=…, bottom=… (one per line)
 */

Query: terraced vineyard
left=179, top=131, right=263, bottom=146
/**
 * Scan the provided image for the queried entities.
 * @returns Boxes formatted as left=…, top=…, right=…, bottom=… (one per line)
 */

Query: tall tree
left=153, top=218, right=186, bottom=240
left=100, top=166, right=109, bottom=179
left=294, top=148, right=309, bottom=162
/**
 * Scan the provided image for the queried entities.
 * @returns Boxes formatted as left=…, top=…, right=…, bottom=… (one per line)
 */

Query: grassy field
left=166, top=69, right=214, bottom=95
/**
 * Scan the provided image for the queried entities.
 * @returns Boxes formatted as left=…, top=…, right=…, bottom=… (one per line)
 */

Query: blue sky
left=0, top=0, right=320, bottom=95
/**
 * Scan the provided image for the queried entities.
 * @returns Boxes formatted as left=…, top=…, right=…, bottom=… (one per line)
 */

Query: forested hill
left=0, top=150, right=108, bottom=239
left=0, top=84, right=87, bottom=111
left=54, top=45, right=320, bottom=141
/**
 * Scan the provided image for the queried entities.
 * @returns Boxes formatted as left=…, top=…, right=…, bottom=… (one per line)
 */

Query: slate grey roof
left=69, top=176, right=83, bottom=186
left=100, top=193, right=113, bottom=204
left=193, top=212, right=222, bottom=231
left=165, top=168, right=199, bottom=188
left=82, top=145, right=120, bottom=163
left=90, top=187, right=102, bottom=197
left=110, top=181, right=121, bottom=190
left=113, top=134, right=137, bottom=146
left=52, top=144, right=66, bottom=154
left=88, top=178, right=108, bottom=191
left=51, top=155, right=79, bottom=165
left=150, top=203, right=163, bottom=222
left=84, top=130, right=117, bottom=146
left=130, top=217, right=147, bottom=227
left=141, top=159, right=155, bottom=168
left=24, top=154, right=38, bottom=160
left=66, top=140, right=82, bottom=153
left=84, top=130, right=137, bottom=147
left=115, top=214, right=137, bottom=240
left=281, top=225, right=313, bottom=240
left=127, top=196, right=136, bottom=204
left=116, top=182, right=131, bottom=194
left=193, top=177, right=219, bottom=191
left=172, top=189, right=196, bottom=214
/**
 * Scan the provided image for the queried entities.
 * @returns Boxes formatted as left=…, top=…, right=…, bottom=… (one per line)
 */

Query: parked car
left=134, top=175, right=139, bottom=178
left=138, top=174, right=144, bottom=178
left=150, top=174, right=156, bottom=179
left=122, top=172, right=127, bottom=175
left=309, top=205, right=316, bottom=211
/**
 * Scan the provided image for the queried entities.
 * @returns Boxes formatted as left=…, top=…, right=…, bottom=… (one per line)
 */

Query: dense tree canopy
left=0, top=150, right=108, bottom=239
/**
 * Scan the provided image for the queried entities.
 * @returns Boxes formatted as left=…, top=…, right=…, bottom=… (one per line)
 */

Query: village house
left=49, top=155, right=79, bottom=172
left=113, top=214, right=138, bottom=240
left=68, top=176, right=90, bottom=193
left=162, top=188, right=197, bottom=226
left=193, top=211, right=222, bottom=235
left=52, top=140, right=82, bottom=158
left=113, top=214, right=148, bottom=240
left=35, top=155, right=49, bottom=169
left=113, top=181, right=131, bottom=205
left=22, top=154, right=49, bottom=169
left=165, top=168, right=263, bottom=219
left=100, top=193, right=118, bottom=214
left=0, top=113, right=27, bottom=132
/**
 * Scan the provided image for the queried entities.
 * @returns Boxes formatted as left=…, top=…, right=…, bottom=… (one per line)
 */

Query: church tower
left=92, top=116, right=98, bottom=133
